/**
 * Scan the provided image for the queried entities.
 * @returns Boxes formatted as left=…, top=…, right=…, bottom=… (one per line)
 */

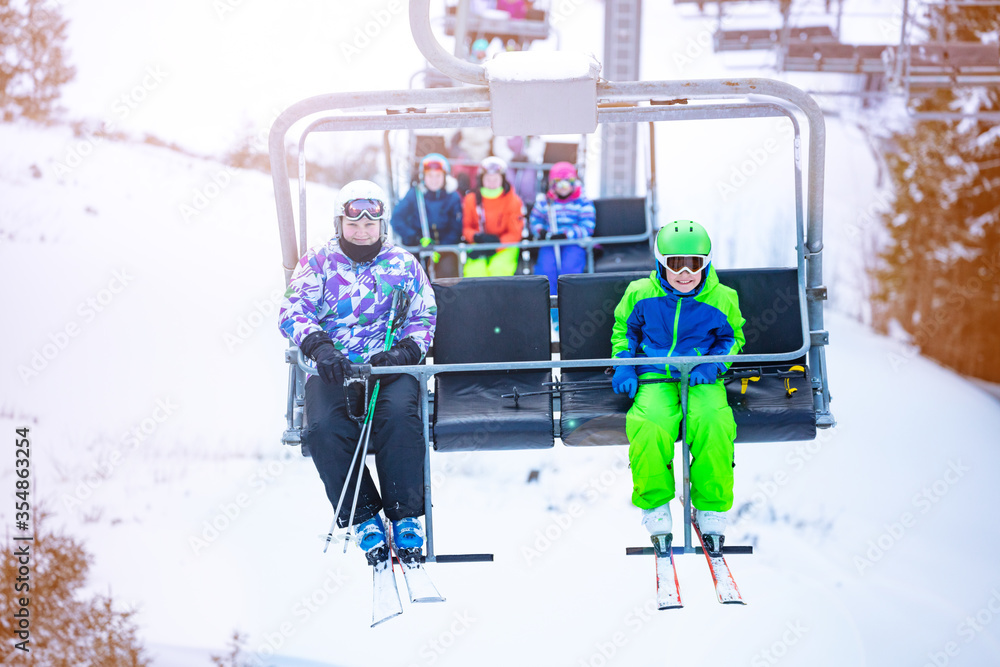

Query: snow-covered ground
left=3, top=1, right=1000, bottom=665
left=3, top=115, right=1000, bottom=667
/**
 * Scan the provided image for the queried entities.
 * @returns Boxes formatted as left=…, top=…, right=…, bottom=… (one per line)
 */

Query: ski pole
left=343, top=389, right=380, bottom=553
left=543, top=193, right=562, bottom=271
left=323, top=413, right=370, bottom=553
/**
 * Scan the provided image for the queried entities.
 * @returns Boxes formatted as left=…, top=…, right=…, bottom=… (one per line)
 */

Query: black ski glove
left=301, top=331, right=351, bottom=386
left=534, top=229, right=549, bottom=241
left=469, top=233, right=501, bottom=260
left=369, top=338, right=421, bottom=368
left=549, top=232, right=567, bottom=240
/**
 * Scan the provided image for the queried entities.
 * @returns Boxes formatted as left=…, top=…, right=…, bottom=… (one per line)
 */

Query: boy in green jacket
left=611, top=221, right=745, bottom=546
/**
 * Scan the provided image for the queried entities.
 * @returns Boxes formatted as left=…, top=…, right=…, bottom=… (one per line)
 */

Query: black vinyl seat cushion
left=431, top=276, right=554, bottom=452
left=434, top=371, right=553, bottom=451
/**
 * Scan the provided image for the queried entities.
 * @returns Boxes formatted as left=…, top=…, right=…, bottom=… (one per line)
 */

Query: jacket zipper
left=666, top=297, right=682, bottom=357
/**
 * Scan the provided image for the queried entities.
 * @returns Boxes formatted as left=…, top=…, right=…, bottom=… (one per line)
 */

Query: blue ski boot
left=355, top=516, right=389, bottom=566
left=391, top=517, right=424, bottom=564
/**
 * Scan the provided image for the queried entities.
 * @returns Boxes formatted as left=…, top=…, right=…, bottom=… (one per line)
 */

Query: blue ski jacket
left=390, top=186, right=463, bottom=247
left=611, top=266, right=745, bottom=378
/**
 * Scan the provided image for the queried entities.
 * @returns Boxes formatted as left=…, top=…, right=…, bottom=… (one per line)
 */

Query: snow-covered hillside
left=3, top=113, right=1000, bottom=667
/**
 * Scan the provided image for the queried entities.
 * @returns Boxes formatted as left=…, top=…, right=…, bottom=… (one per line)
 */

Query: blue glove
left=612, top=364, right=638, bottom=398
left=689, top=363, right=719, bottom=386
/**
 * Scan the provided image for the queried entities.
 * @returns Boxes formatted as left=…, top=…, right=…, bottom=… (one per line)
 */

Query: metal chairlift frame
left=270, top=0, right=835, bottom=562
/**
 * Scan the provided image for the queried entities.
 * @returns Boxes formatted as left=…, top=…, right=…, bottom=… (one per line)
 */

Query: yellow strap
left=740, top=376, right=760, bottom=395
left=784, top=365, right=805, bottom=397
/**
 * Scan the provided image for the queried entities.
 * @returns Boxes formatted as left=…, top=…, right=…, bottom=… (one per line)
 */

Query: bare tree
left=0, top=0, right=76, bottom=120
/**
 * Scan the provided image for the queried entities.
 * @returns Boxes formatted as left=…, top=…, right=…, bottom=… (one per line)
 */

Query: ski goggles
left=480, top=158, right=506, bottom=174
left=552, top=178, right=576, bottom=190
left=342, top=198, right=386, bottom=221
left=422, top=159, right=448, bottom=173
left=661, top=255, right=709, bottom=274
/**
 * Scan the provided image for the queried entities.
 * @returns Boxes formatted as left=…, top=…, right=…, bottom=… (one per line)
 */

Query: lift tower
left=601, top=0, right=642, bottom=197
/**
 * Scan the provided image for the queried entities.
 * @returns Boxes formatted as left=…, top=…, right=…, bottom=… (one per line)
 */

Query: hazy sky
left=58, top=0, right=444, bottom=153
left=54, top=0, right=901, bottom=156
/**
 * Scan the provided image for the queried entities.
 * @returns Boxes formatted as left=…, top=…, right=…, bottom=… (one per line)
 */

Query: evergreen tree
left=872, top=8, right=1000, bottom=382
left=0, top=0, right=76, bottom=120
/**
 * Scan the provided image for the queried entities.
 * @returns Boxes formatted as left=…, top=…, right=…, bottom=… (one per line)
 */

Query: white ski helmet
left=335, top=180, right=390, bottom=240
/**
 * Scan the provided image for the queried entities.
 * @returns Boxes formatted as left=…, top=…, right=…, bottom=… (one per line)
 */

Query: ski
left=652, top=533, right=683, bottom=610
left=691, top=516, right=746, bottom=605
left=396, top=556, right=446, bottom=603
left=370, top=548, right=404, bottom=627
left=389, top=527, right=445, bottom=603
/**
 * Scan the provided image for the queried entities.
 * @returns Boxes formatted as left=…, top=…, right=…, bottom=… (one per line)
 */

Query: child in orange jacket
left=462, top=156, right=524, bottom=277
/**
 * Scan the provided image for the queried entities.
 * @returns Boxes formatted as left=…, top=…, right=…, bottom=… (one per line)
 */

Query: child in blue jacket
left=391, top=153, right=463, bottom=278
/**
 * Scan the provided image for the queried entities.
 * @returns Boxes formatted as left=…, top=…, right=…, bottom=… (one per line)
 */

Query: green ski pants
left=625, top=377, right=736, bottom=512
left=463, top=247, right=519, bottom=277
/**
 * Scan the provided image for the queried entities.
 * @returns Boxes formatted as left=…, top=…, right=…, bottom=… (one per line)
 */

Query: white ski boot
left=642, top=504, right=673, bottom=558
left=694, top=509, right=727, bottom=556
left=694, top=509, right=727, bottom=535
left=642, top=503, right=673, bottom=535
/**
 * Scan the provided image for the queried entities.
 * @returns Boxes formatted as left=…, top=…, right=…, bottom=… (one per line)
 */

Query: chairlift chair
left=270, top=0, right=835, bottom=565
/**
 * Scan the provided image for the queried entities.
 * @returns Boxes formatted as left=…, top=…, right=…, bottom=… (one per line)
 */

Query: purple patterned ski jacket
left=278, top=239, right=436, bottom=362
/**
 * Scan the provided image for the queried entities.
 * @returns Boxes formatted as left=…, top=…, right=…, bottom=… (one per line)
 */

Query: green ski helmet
left=654, top=220, right=713, bottom=278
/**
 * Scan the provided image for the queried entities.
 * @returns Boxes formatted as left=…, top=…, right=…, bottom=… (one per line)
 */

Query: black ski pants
left=303, top=374, right=425, bottom=528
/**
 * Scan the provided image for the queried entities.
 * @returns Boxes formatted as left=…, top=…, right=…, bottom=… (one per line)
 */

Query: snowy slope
left=3, top=116, right=1000, bottom=667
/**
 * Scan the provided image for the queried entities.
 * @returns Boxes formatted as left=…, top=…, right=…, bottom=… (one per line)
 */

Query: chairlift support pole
left=602, top=0, right=642, bottom=197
